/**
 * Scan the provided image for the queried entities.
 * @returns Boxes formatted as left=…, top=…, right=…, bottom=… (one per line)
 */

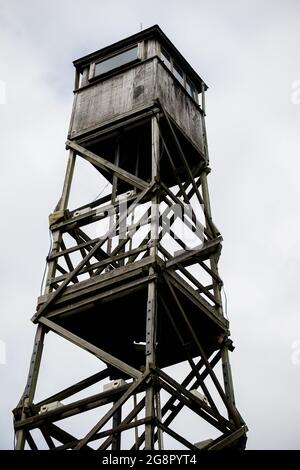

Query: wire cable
left=92, top=181, right=110, bottom=202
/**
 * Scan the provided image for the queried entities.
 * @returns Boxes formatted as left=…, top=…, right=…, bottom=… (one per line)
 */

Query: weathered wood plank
left=69, top=61, right=156, bottom=138
left=48, top=243, right=150, bottom=284
left=45, top=274, right=155, bottom=319
left=16, top=385, right=131, bottom=431
left=38, top=255, right=155, bottom=307
left=156, top=63, right=204, bottom=154
left=35, top=369, right=110, bottom=407
left=165, top=237, right=222, bottom=269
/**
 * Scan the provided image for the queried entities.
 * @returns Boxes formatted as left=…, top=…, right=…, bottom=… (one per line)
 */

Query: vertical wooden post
left=15, top=325, right=45, bottom=449
left=200, top=167, right=223, bottom=313
left=222, top=345, right=236, bottom=406
left=145, top=115, right=160, bottom=450
left=107, top=138, right=120, bottom=257
left=200, top=128, right=237, bottom=421
left=107, top=141, right=123, bottom=444
left=111, top=405, right=122, bottom=450
left=155, top=390, right=164, bottom=450
left=60, top=149, right=76, bottom=210
left=45, top=150, right=76, bottom=294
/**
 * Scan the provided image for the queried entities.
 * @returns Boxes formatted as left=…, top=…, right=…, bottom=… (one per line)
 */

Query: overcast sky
left=1, top=0, right=300, bottom=450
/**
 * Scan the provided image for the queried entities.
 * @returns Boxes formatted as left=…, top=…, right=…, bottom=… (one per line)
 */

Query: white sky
left=1, top=0, right=300, bottom=450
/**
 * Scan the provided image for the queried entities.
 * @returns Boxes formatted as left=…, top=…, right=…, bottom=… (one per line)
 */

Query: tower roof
left=73, top=24, right=208, bottom=92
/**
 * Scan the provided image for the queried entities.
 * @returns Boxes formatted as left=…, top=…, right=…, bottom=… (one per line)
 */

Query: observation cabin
left=69, top=24, right=208, bottom=191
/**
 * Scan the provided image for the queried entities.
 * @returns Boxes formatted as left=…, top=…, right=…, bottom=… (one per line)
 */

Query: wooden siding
left=69, top=61, right=156, bottom=138
left=156, top=62, right=204, bottom=154
left=70, top=57, right=204, bottom=157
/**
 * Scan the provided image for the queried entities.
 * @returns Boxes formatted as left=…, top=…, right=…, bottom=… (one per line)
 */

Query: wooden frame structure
left=13, top=26, right=247, bottom=450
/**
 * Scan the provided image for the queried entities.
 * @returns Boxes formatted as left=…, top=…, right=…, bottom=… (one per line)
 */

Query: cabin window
left=160, top=47, right=171, bottom=70
left=173, top=62, right=184, bottom=87
left=160, top=46, right=199, bottom=104
left=186, top=77, right=197, bottom=101
left=94, top=45, right=139, bottom=77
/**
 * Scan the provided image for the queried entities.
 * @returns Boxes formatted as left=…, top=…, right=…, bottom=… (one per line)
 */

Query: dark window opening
left=95, top=46, right=139, bottom=77
left=186, top=77, right=197, bottom=101
left=161, top=47, right=171, bottom=70
left=173, top=63, right=184, bottom=87
left=160, top=46, right=198, bottom=103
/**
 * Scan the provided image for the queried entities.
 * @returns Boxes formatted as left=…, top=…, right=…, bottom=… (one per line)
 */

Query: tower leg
left=14, top=325, right=45, bottom=449
left=111, top=404, right=122, bottom=450
left=222, top=344, right=236, bottom=405
left=144, top=115, right=160, bottom=450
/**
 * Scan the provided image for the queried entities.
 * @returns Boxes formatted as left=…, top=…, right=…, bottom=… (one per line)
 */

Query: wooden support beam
left=155, top=99, right=219, bottom=237
left=69, top=230, right=93, bottom=276
left=111, top=404, right=122, bottom=450
left=156, top=376, right=229, bottom=434
left=25, top=431, right=38, bottom=450
left=40, top=426, right=56, bottom=449
left=98, top=397, right=145, bottom=450
left=160, top=297, right=221, bottom=418
left=156, top=368, right=234, bottom=432
left=144, top=115, right=160, bottom=450
left=132, top=352, right=222, bottom=450
left=164, top=276, right=241, bottom=427
left=161, top=352, right=222, bottom=431
left=160, top=181, right=209, bottom=240
left=60, top=239, right=79, bottom=283
left=74, top=373, right=148, bottom=449
left=208, top=426, right=247, bottom=450
left=66, top=140, right=148, bottom=191
left=56, top=417, right=152, bottom=450
left=165, top=237, right=222, bottom=269
left=127, top=174, right=203, bottom=266
left=162, top=191, right=207, bottom=243
left=16, top=384, right=132, bottom=431
left=24, top=325, right=45, bottom=406
left=32, top=183, right=154, bottom=322
left=92, top=205, right=152, bottom=276
left=36, top=369, right=110, bottom=407
left=41, top=255, right=155, bottom=309
left=46, top=423, right=92, bottom=450
left=60, top=149, right=76, bottom=210
left=47, top=237, right=100, bottom=260
left=14, top=325, right=45, bottom=449
left=157, top=421, right=198, bottom=451
left=166, top=270, right=227, bottom=330
left=199, top=259, right=223, bottom=285
left=39, top=317, right=142, bottom=379
left=46, top=274, right=156, bottom=319
left=71, top=227, right=119, bottom=269
left=153, top=113, right=191, bottom=206
left=159, top=244, right=219, bottom=307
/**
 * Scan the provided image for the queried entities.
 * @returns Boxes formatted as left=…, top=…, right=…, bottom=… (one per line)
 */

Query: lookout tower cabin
left=69, top=24, right=208, bottom=189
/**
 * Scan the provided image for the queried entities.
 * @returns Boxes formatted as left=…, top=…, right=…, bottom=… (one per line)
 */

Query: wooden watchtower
left=14, top=25, right=247, bottom=450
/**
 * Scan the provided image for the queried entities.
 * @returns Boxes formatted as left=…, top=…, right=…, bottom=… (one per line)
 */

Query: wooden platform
left=37, top=255, right=228, bottom=375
